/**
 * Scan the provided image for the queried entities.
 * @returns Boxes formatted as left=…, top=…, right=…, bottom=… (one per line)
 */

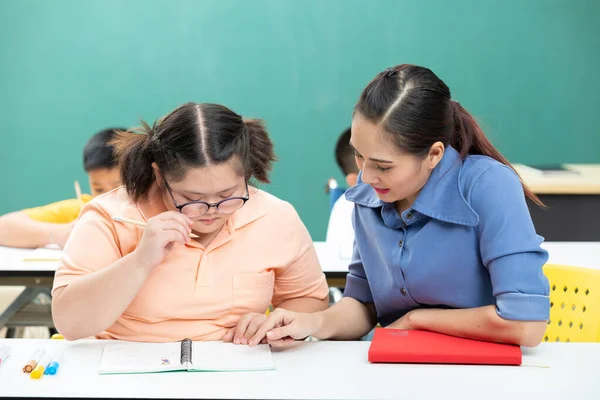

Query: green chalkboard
left=1, top=0, right=598, bottom=240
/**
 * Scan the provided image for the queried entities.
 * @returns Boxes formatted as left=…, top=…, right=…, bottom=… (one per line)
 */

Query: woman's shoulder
left=460, top=155, right=525, bottom=208
left=461, top=155, right=522, bottom=192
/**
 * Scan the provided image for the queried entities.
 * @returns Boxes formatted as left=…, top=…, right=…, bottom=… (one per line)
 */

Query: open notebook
left=98, top=339, right=275, bottom=374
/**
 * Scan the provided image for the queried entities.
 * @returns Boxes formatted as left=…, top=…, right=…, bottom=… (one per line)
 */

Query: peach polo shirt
left=52, top=185, right=329, bottom=342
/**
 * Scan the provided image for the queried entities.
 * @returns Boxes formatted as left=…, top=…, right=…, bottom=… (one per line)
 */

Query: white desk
left=0, top=246, right=59, bottom=273
left=0, top=339, right=599, bottom=399
left=0, top=247, right=59, bottom=332
left=514, top=164, right=600, bottom=195
left=313, top=241, right=350, bottom=273
left=541, top=242, right=600, bottom=270
left=512, top=164, right=600, bottom=241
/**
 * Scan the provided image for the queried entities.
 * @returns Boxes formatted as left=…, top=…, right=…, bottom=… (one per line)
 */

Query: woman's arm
left=312, top=297, right=377, bottom=340
left=224, top=296, right=330, bottom=344
left=418, top=165, right=549, bottom=347
left=393, top=305, right=546, bottom=346
left=244, top=297, right=376, bottom=347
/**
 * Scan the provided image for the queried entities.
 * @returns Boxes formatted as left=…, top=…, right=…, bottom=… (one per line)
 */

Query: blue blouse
left=343, top=146, right=550, bottom=326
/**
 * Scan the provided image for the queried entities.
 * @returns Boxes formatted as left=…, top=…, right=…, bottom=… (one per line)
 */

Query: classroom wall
left=1, top=0, right=599, bottom=240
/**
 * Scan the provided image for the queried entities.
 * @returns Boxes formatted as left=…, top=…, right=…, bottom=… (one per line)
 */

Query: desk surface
left=0, top=246, right=58, bottom=274
left=0, top=339, right=599, bottom=399
left=514, top=164, right=600, bottom=195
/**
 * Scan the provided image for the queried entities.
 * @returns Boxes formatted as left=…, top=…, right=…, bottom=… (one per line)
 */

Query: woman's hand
left=246, top=308, right=324, bottom=348
left=222, top=312, right=270, bottom=345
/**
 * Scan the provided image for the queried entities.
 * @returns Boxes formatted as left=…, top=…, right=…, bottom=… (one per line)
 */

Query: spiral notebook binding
left=180, top=338, right=192, bottom=365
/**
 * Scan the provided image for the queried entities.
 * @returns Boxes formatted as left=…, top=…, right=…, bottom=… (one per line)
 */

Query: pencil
left=112, top=216, right=199, bottom=239
left=74, top=180, right=82, bottom=201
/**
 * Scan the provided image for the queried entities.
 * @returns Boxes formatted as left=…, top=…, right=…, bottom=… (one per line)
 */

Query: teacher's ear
left=426, top=142, right=445, bottom=170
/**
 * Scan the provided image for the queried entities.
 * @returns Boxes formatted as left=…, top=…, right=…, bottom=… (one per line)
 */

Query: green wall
left=1, top=0, right=599, bottom=240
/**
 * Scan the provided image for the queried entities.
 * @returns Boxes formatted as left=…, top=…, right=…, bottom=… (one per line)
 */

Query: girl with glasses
left=51, top=102, right=329, bottom=342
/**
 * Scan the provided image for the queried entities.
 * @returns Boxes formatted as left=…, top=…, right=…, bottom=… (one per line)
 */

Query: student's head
left=335, top=128, right=359, bottom=187
left=83, top=128, right=123, bottom=197
left=351, top=64, right=541, bottom=206
left=113, top=102, right=276, bottom=236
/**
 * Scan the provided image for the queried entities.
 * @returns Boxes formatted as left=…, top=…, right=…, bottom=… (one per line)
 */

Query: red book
left=368, top=328, right=522, bottom=366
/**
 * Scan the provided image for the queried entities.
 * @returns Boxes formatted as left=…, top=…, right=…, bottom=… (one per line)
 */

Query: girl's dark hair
left=355, top=64, right=543, bottom=207
left=111, top=102, right=276, bottom=201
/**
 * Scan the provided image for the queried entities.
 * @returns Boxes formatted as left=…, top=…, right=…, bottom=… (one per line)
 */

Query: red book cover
left=368, top=328, right=522, bottom=365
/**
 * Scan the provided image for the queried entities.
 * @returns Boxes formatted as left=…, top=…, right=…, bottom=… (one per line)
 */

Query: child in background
left=0, top=128, right=123, bottom=249
left=325, top=128, right=359, bottom=259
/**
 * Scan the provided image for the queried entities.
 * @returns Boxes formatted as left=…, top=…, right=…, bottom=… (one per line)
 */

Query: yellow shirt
left=23, top=194, right=93, bottom=223
left=52, top=185, right=329, bottom=342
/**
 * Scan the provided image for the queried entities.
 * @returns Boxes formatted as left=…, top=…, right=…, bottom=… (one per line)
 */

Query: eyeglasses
left=161, top=173, right=249, bottom=218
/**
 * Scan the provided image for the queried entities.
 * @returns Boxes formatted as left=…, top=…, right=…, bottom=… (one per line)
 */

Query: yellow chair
left=543, top=264, right=600, bottom=343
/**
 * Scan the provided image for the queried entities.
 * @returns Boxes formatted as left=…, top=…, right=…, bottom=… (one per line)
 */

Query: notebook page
left=190, top=342, right=275, bottom=372
left=98, top=342, right=184, bottom=374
